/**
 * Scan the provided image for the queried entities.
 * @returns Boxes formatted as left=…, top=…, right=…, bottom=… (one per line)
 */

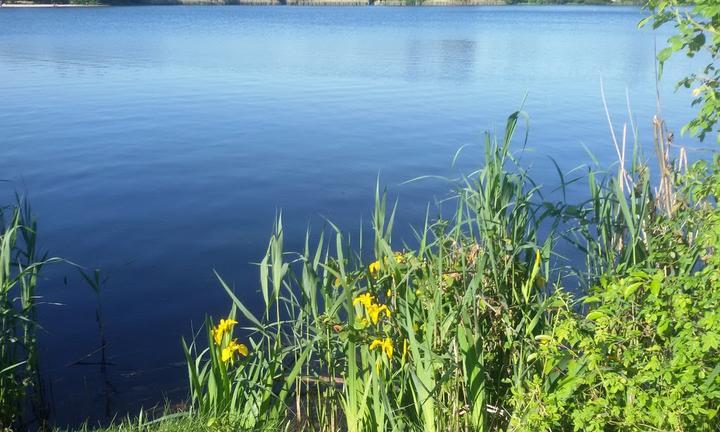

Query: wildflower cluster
left=353, top=293, right=391, bottom=326
left=333, top=252, right=408, bottom=372
left=367, top=251, right=406, bottom=277
left=352, top=292, right=395, bottom=367
left=352, top=252, right=408, bottom=372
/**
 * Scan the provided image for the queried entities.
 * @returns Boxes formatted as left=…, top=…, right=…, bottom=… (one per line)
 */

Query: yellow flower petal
left=369, top=337, right=394, bottom=362
left=212, top=318, right=237, bottom=345
left=213, top=328, right=223, bottom=345
left=353, top=293, right=374, bottom=309
left=221, top=339, right=249, bottom=363
left=368, top=260, right=381, bottom=275
left=384, top=338, right=394, bottom=360
left=221, top=346, right=233, bottom=363
left=367, top=304, right=380, bottom=324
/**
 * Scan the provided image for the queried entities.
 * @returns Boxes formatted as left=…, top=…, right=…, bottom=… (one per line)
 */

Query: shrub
left=509, top=158, right=720, bottom=431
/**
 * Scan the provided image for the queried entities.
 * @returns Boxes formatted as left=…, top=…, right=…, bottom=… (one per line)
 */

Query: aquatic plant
left=0, top=199, right=59, bottom=429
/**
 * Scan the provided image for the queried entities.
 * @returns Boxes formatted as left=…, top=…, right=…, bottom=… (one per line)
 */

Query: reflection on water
left=0, top=5, right=700, bottom=427
left=404, top=39, right=477, bottom=81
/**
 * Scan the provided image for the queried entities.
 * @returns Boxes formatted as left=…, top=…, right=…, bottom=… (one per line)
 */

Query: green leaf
left=657, top=47, right=674, bottom=63
left=586, top=311, right=606, bottom=321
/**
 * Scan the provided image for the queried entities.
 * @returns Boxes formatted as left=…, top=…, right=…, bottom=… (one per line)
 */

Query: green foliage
left=178, top=110, right=720, bottom=432
left=509, top=158, right=720, bottom=431
left=641, top=0, right=720, bottom=143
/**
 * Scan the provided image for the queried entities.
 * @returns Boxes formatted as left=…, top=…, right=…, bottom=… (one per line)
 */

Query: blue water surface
left=0, top=5, right=701, bottom=425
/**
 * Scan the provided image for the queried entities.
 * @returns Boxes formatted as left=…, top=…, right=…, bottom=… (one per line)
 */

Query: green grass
left=65, top=412, right=282, bottom=432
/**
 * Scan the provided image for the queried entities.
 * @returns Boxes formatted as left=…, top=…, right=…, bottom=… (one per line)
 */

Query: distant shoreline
left=0, top=2, right=103, bottom=6
left=0, top=0, right=640, bottom=7
left=0, top=1, right=501, bottom=5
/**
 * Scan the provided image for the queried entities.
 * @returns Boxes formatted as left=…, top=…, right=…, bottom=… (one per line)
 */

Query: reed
left=0, top=199, right=60, bottom=430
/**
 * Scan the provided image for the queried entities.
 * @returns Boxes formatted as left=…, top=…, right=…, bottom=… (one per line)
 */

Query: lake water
left=0, top=5, right=700, bottom=426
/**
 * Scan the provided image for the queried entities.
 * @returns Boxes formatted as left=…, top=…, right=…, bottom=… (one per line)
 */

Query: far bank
left=0, top=0, right=641, bottom=7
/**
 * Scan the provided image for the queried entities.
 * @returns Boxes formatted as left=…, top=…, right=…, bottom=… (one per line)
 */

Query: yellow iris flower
left=353, top=293, right=391, bottom=324
left=353, top=293, right=374, bottom=309
left=212, top=318, right=237, bottom=345
left=366, top=303, right=391, bottom=324
left=221, top=339, right=249, bottom=363
left=369, top=337, right=394, bottom=361
left=368, top=260, right=381, bottom=275
left=368, top=252, right=406, bottom=276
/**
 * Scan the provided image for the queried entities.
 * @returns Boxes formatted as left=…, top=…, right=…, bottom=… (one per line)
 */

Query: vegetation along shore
left=2, top=0, right=719, bottom=431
